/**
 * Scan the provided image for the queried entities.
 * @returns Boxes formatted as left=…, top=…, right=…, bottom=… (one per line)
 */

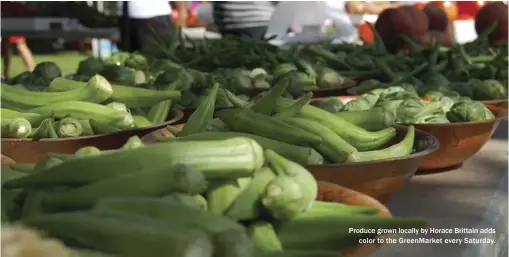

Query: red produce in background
left=475, top=1, right=508, bottom=44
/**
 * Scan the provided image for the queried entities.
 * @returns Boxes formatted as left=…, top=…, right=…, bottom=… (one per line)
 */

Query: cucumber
left=1, top=75, right=113, bottom=107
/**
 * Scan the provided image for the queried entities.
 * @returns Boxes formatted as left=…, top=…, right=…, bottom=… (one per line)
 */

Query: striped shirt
left=213, top=1, right=276, bottom=30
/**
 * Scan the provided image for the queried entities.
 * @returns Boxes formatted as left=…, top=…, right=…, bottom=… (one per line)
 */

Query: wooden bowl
left=142, top=124, right=439, bottom=202
left=306, top=126, right=438, bottom=202
left=412, top=105, right=508, bottom=170
left=480, top=99, right=508, bottom=110
left=1, top=109, right=184, bottom=163
left=317, top=181, right=390, bottom=257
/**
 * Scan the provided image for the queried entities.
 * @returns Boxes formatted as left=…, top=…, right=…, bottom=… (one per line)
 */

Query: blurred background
left=1, top=1, right=507, bottom=77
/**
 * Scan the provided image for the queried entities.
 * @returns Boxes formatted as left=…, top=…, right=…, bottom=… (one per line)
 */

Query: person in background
left=1, top=37, right=36, bottom=78
left=1, top=1, right=37, bottom=78
left=117, top=0, right=188, bottom=52
left=212, top=1, right=276, bottom=40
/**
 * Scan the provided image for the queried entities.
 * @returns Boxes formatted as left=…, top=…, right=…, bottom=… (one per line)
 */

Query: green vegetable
left=207, top=178, right=251, bottom=215
left=281, top=117, right=357, bottom=163
left=43, top=164, right=207, bottom=209
left=77, top=57, right=105, bottom=76
left=4, top=137, right=264, bottom=188
left=29, top=101, right=132, bottom=129
left=2, top=75, right=113, bottom=108
left=29, top=118, right=52, bottom=139
left=124, top=52, right=149, bottom=70
left=395, top=99, right=444, bottom=123
left=346, top=126, right=415, bottom=162
left=179, top=83, right=219, bottom=137
left=1, top=118, right=32, bottom=138
left=225, top=167, right=276, bottom=221
left=309, top=97, right=344, bottom=113
left=262, top=150, right=317, bottom=220
left=99, top=64, right=145, bottom=84
left=447, top=100, right=495, bottom=122
left=93, top=197, right=245, bottom=233
left=472, top=79, right=508, bottom=100
left=24, top=211, right=214, bottom=257
left=335, top=107, right=395, bottom=131
left=158, top=131, right=324, bottom=166
left=32, top=62, right=62, bottom=84
left=341, top=92, right=379, bottom=112
left=0, top=109, right=47, bottom=127
left=54, top=117, right=83, bottom=137
left=275, top=98, right=396, bottom=151
left=216, top=108, right=322, bottom=146
left=249, top=221, right=283, bottom=252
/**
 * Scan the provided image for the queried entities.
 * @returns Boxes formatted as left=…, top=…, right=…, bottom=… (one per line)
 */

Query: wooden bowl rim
left=307, top=125, right=439, bottom=168
left=1, top=108, right=184, bottom=142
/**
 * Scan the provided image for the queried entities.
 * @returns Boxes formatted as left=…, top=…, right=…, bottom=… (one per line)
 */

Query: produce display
left=315, top=85, right=496, bottom=124
left=0, top=4, right=507, bottom=256
left=1, top=63, right=181, bottom=139
left=2, top=132, right=427, bottom=257
left=158, top=80, right=416, bottom=165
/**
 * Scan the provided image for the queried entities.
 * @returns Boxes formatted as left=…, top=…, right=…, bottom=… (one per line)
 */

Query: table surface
left=372, top=120, right=508, bottom=257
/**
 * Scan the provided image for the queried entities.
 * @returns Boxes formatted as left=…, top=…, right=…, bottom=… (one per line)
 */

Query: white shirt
left=117, top=1, right=172, bottom=19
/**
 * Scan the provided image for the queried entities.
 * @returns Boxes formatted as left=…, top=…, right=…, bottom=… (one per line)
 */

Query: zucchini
left=1, top=75, right=113, bottom=108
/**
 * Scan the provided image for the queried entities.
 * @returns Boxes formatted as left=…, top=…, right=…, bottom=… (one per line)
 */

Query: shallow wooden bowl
left=317, top=181, right=391, bottom=257
left=410, top=105, right=507, bottom=170
left=306, top=126, right=438, bottom=202
left=480, top=99, right=508, bottom=110
left=323, top=95, right=507, bottom=170
left=1, top=109, right=184, bottom=163
left=142, top=124, right=439, bottom=202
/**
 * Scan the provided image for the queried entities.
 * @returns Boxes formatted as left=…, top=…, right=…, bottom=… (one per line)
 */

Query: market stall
left=1, top=1, right=508, bottom=257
